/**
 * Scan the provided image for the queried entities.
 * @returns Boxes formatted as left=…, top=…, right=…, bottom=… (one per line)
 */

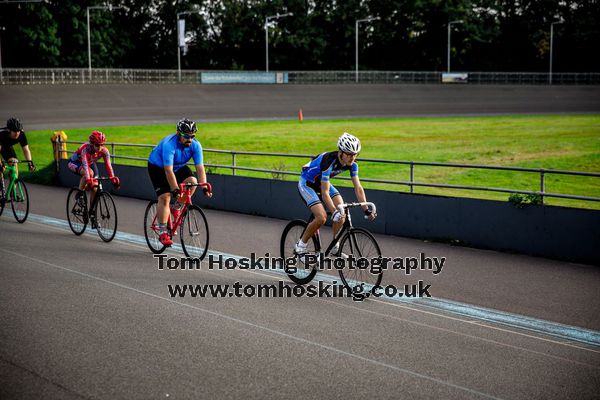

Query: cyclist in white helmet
left=295, top=132, right=376, bottom=255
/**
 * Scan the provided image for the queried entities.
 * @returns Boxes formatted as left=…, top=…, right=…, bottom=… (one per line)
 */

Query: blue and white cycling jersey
left=148, top=134, right=203, bottom=172
left=300, top=151, right=358, bottom=188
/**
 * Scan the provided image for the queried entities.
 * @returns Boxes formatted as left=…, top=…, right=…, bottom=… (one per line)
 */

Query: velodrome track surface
left=1, top=183, right=599, bottom=399
left=1, top=84, right=600, bottom=398
left=1, top=84, right=599, bottom=129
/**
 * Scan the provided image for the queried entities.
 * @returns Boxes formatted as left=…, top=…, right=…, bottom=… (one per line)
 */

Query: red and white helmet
left=89, top=130, right=106, bottom=144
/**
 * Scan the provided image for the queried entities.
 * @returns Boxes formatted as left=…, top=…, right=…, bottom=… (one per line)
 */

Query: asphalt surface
left=1, top=84, right=599, bottom=398
left=1, top=84, right=599, bottom=129
left=1, top=184, right=599, bottom=399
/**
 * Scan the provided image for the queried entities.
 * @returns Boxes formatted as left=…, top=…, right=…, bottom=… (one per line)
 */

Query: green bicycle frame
left=2, top=163, right=21, bottom=199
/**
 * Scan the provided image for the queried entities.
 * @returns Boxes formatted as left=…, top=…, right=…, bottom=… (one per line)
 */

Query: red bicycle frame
left=151, top=182, right=212, bottom=236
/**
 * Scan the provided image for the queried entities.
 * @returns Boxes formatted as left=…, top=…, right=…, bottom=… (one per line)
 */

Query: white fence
left=2, top=68, right=599, bottom=85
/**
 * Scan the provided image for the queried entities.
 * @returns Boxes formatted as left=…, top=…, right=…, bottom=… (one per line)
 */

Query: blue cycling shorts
left=297, top=177, right=340, bottom=208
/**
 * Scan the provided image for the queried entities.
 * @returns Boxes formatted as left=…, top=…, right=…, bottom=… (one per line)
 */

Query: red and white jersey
left=70, top=143, right=115, bottom=180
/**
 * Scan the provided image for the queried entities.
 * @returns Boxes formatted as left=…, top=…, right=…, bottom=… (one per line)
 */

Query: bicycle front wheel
left=338, top=228, right=383, bottom=293
left=95, top=192, right=118, bottom=242
left=280, top=219, right=320, bottom=285
left=180, top=205, right=209, bottom=260
left=144, top=200, right=166, bottom=254
left=11, top=178, right=29, bottom=223
left=67, top=188, right=88, bottom=235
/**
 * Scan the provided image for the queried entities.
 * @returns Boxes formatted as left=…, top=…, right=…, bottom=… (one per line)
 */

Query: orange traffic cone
left=298, top=108, right=304, bottom=121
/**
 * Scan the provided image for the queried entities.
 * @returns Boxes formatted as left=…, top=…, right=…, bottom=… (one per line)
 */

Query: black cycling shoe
left=89, top=213, right=98, bottom=229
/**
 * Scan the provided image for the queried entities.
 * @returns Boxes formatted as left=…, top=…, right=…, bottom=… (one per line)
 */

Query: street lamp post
left=355, top=16, right=380, bottom=83
left=177, top=10, right=201, bottom=82
left=447, top=20, right=464, bottom=73
left=0, top=27, right=5, bottom=83
left=87, top=5, right=122, bottom=80
left=265, top=12, right=293, bottom=72
left=549, top=20, right=564, bottom=85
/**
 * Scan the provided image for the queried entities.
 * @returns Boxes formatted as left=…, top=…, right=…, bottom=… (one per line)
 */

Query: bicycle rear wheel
left=67, top=188, right=88, bottom=235
left=180, top=205, right=209, bottom=260
left=0, top=175, right=6, bottom=217
left=338, top=228, right=383, bottom=294
left=144, top=200, right=167, bottom=254
left=11, top=178, right=29, bottom=223
left=95, top=192, right=118, bottom=242
left=280, top=219, right=320, bottom=285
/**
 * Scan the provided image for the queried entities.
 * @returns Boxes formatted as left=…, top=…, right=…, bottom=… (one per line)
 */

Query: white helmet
left=337, top=132, right=361, bottom=154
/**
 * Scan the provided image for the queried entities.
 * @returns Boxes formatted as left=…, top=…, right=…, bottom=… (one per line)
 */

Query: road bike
left=144, top=182, right=211, bottom=260
left=280, top=202, right=383, bottom=293
left=0, top=160, right=33, bottom=223
left=66, top=177, right=118, bottom=242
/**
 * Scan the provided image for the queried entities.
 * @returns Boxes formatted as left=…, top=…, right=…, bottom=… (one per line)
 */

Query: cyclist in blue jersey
left=295, top=132, right=376, bottom=255
left=147, top=118, right=212, bottom=246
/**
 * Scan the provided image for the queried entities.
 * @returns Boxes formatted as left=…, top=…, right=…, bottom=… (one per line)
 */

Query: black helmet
left=6, top=117, right=23, bottom=132
left=177, top=118, right=197, bottom=135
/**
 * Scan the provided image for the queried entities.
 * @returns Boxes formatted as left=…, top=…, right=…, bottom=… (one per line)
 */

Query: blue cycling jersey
left=148, top=134, right=203, bottom=171
left=300, top=151, right=358, bottom=187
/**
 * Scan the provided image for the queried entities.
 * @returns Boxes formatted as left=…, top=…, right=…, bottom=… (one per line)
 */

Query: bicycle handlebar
left=2, top=159, right=34, bottom=165
left=178, top=182, right=212, bottom=193
left=337, top=202, right=377, bottom=217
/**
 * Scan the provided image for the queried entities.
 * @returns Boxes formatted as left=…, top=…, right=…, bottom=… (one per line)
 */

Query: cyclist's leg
left=176, top=166, right=196, bottom=196
left=147, top=162, right=172, bottom=242
left=302, top=203, right=327, bottom=243
left=297, top=178, right=327, bottom=244
left=5, top=149, right=19, bottom=178
left=88, top=163, right=99, bottom=207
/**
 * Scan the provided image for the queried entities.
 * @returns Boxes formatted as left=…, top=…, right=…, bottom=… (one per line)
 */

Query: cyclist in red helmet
left=68, top=130, right=120, bottom=227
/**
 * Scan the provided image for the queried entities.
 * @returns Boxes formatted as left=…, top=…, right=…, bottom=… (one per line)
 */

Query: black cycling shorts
left=1, top=146, right=17, bottom=162
left=147, top=162, right=194, bottom=196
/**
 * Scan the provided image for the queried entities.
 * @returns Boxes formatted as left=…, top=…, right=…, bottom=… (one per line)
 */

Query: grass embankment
left=19, top=114, right=600, bottom=209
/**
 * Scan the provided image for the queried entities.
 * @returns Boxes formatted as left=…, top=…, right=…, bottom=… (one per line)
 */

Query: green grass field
left=17, top=114, right=600, bottom=209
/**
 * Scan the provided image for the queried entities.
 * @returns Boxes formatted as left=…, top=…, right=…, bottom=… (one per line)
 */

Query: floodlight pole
left=265, top=12, right=293, bottom=72
left=447, top=20, right=464, bottom=73
left=355, top=17, right=380, bottom=83
left=177, top=10, right=201, bottom=82
left=549, top=20, right=564, bottom=85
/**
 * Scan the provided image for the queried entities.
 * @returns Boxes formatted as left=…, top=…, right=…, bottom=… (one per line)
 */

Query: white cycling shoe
left=294, top=240, right=308, bottom=255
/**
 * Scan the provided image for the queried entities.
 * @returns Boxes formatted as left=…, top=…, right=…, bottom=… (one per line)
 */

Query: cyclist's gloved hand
left=85, top=178, right=95, bottom=189
left=110, top=176, right=120, bottom=189
left=171, top=188, right=181, bottom=197
left=364, top=209, right=376, bottom=221
left=28, top=161, right=36, bottom=172
left=332, top=210, right=343, bottom=222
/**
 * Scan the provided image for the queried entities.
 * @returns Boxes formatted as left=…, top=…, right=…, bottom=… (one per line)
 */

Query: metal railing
left=4, top=68, right=600, bottom=85
left=55, top=139, right=600, bottom=205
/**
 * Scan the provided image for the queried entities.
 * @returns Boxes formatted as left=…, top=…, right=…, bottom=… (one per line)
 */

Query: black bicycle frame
left=304, top=206, right=356, bottom=257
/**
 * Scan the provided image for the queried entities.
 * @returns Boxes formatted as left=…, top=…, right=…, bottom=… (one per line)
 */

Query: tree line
left=1, top=0, right=598, bottom=72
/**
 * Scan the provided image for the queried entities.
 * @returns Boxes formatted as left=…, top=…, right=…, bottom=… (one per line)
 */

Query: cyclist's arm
left=163, top=165, right=179, bottom=192
left=195, top=164, right=212, bottom=197
left=351, top=175, right=368, bottom=206
left=195, top=163, right=207, bottom=184
left=100, top=147, right=115, bottom=178
left=352, top=175, right=376, bottom=219
left=81, top=149, right=92, bottom=180
left=22, top=144, right=32, bottom=162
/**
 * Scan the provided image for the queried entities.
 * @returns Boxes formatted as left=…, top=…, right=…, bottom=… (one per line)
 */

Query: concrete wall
left=58, top=160, right=600, bottom=265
